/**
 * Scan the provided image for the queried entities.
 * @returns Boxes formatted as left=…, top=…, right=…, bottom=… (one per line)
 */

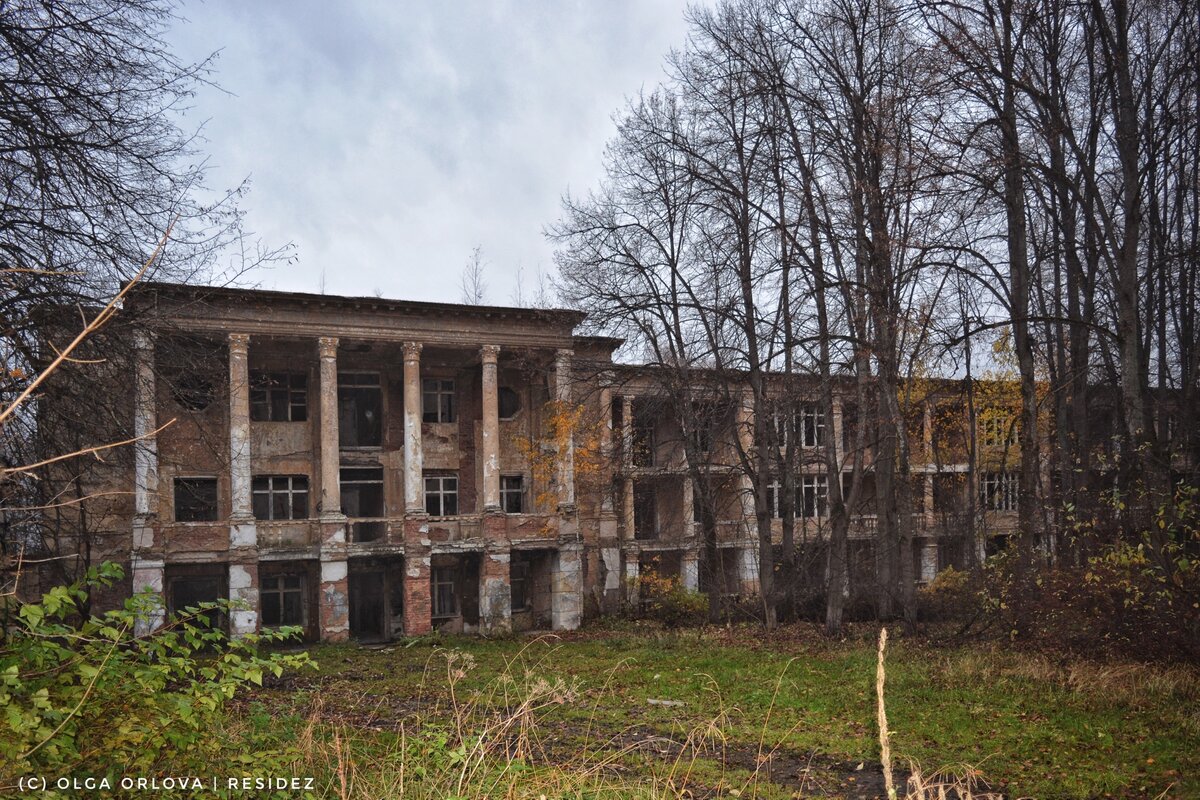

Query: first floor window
left=425, top=474, right=459, bottom=516
left=767, top=478, right=782, bottom=518
left=174, top=477, right=218, bottom=522
left=500, top=475, right=525, bottom=514
left=261, top=574, right=305, bottom=627
left=510, top=559, right=530, bottom=611
left=252, top=475, right=309, bottom=520
left=431, top=567, right=457, bottom=617
left=980, top=472, right=1018, bottom=511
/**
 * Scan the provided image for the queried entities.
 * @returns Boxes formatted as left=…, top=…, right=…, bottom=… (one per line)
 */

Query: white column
left=551, top=541, right=583, bottom=630
left=681, top=549, right=700, bottom=592
left=621, top=395, right=635, bottom=469
left=228, top=333, right=256, bottom=548
left=403, top=342, right=425, bottom=512
left=133, top=331, right=159, bottom=522
left=480, top=344, right=501, bottom=511
left=554, top=349, right=576, bottom=510
left=317, top=337, right=343, bottom=522
left=131, top=557, right=165, bottom=637
left=681, top=477, right=695, bottom=539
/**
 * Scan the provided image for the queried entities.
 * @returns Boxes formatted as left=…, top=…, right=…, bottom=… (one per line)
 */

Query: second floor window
left=980, top=415, right=1017, bottom=448
left=338, top=373, right=382, bottom=447
left=980, top=472, right=1018, bottom=511
left=500, top=475, right=525, bottom=514
left=250, top=371, right=307, bottom=421
left=174, top=477, right=218, bottom=522
left=799, top=404, right=826, bottom=448
left=425, top=473, right=458, bottom=516
left=252, top=475, right=309, bottom=520
left=422, top=379, right=455, bottom=423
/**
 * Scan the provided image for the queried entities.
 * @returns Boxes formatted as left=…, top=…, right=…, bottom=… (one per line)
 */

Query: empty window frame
left=424, top=473, right=459, bottom=516
left=498, top=386, right=521, bottom=419
left=980, top=471, right=1018, bottom=511
left=764, top=477, right=826, bottom=518
left=632, top=418, right=656, bottom=467
left=251, top=371, right=308, bottom=422
left=500, top=475, right=525, bottom=514
left=798, top=404, right=826, bottom=448
left=260, top=573, right=305, bottom=627
left=252, top=475, right=309, bottom=520
left=431, top=567, right=457, bottom=618
left=167, top=570, right=226, bottom=631
left=341, top=467, right=385, bottom=541
left=633, top=485, right=657, bottom=540
left=422, top=379, right=455, bottom=423
left=338, top=373, right=382, bottom=448
left=799, top=474, right=828, bottom=518
left=979, top=414, right=1017, bottom=448
left=510, top=558, right=530, bottom=611
left=174, top=477, right=218, bottom=522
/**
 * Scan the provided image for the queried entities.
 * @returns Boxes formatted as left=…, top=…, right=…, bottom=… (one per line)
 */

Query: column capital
left=402, top=341, right=423, bottom=361
left=317, top=336, right=339, bottom=359
left=228, top=332, right=250, bottom=355
left=480, top=344, right=500, bottom=363
left=555, top=348, right=574, bottom=363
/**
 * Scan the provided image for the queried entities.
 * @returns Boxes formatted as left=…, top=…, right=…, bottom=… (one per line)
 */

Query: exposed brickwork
left=402, top=516, right=433, bottom=635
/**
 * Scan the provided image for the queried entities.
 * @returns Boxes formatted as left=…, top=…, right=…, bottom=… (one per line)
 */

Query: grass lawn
left=244, top=623, right=1199, bottom=799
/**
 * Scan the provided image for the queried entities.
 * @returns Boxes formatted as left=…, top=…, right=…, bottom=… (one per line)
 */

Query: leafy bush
left=978, top=487, right=1200, bottom=661
left=637, top=567, right=709, bottom=627
left=0, top=562, right=315, bottom=791
left=917, top=567, right=977, bottom=623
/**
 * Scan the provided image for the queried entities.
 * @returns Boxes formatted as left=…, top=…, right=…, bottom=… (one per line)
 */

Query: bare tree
left=459, top=246, right=489, bottom=304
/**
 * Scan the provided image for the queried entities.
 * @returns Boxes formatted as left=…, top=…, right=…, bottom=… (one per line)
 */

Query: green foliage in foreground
left=266, top=628, right=1198, bottom=799
left=0, top=563, right=314, bottom=796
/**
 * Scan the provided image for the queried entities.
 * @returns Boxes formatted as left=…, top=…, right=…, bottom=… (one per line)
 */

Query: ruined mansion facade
left=45, top=283, right=1034, bottom=641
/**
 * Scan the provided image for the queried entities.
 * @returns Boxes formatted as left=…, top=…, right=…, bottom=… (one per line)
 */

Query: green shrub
left=0, top=562, right=315, bottom=793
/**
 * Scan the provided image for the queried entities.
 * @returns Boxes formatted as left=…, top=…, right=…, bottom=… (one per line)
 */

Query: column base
left=228, top=558, right=259, bottom=636
left=403, top=516, right=432, bottom=636
left=131, top=556, right=165, bottom=637
left=318, top=556, right=349, bottom=641
left=551, top=541, right=583, bottom=630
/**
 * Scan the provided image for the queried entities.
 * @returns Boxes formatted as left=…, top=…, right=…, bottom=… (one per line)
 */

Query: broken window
left=498, top=386, right=521, bottom=419
left=979, top=414, right=1017, bottom=448
left=338, top=373, right=382, bottom=447
left=252, top=475, right=309, bottom=520
left=799, top=474, right=828, bottom=518
left=633, top=485, right=657, bottom=540
left=510, top=558, right=530, bottom=610
left=980, top=472, right=1018, bottom=511
left=632, top=417, right=655, bottom=467
left=424, top=473, right=458, bottom=516
left=251, top=371, right=308, bottom=421
left=799, top=404, right=826, bottom=448
left=172, top=373, right=215, bottom=412
left=341, top=467, right=385, bottom=541
left=500, top=475, right=525, bottom=514
left=261, top=574, right=305, bottom=627
left=431, top=567, right=457, bottom=617
left=167, top=568, right=226, bottom=631
left=422, top=378, right=455, bottom=423
left=174, top=477, right=218, bottom=522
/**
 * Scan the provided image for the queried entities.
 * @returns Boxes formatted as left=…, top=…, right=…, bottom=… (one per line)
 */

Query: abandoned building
left=29, top=281, right=1090, bottom=641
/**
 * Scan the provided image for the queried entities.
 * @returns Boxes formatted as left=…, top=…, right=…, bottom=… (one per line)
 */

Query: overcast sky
left=167, top=1, right=700, bottom=305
